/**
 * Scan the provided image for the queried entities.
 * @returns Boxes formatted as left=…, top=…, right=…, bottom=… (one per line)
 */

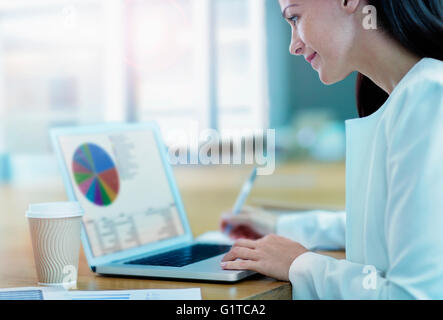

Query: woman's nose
left=289, top=29, right=304, bottom=56
left=289, top=40, right=303, bottom=56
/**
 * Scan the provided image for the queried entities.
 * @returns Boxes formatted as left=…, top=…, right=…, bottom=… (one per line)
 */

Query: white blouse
left=276, top=58, right=443, bottom=299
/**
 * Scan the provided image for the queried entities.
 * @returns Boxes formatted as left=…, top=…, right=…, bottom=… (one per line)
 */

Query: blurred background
left=0, top=0, right=358, bottom=187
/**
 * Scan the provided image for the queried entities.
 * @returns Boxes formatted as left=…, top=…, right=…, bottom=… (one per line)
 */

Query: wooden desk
left=0, top=162, right=345, bottom=299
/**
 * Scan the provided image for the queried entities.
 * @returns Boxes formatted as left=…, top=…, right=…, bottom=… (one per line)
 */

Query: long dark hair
left=356, top=0, right=443, bottom=118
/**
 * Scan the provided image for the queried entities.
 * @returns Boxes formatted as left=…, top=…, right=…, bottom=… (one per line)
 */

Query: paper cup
left=26, top=202, right=84, bottom=288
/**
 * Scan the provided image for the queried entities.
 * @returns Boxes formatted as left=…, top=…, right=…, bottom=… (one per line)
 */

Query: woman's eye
left=290, top=16, right=299, bottom=25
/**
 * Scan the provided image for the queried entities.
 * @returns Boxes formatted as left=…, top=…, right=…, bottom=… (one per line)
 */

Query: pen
left=224, top=167, right=258, bottom=235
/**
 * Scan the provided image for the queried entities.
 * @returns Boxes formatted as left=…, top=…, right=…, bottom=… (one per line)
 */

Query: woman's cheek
left=298, top=20, right=318, bottom=54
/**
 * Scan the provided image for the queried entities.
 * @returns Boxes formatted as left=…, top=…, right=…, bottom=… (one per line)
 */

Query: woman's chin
left=318, top=68, right=347, bottom=85
left=318, top=71, right=335, bottom=85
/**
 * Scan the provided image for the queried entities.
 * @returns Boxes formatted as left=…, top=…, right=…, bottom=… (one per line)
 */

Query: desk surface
left=0, top=162, right=345, bottom=299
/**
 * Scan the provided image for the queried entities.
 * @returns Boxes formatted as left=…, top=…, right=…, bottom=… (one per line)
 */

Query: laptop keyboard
left=125, top=244, right=232, bottom=268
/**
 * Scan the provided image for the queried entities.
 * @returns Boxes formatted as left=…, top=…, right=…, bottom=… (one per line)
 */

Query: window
left=0, top=0, right=111, bottom=154
left=215, top=0, right=268, bottom=134
left=127, top=0, right=268, bottom=136
left=0, top=0, right=269, bottom=183
left=126, top=0, right=210, bottom=133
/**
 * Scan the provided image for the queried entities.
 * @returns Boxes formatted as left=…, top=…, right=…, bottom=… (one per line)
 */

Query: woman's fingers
left=230, top=225, right=262, bottom=240
left=221, top=247, right=258, bottom=262
left=220, top=213, right=240, bottom=232
left=221, top=234, right=309, bottom=281
left=221, top=213, right=262, bottom=234
left=233, top=238, right=257, bottom=249
left=222, top=239, right=259, bottom=262
left=220, top=209, right=266, bottom=240
left=221, top=259, right=256, bottom=271
left=221, top=237, right=260, bottom=270
left=220, top=219, right=228, bottom=231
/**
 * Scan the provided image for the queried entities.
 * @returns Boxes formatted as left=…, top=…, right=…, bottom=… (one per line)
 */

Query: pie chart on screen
left=72, top=143, right=120, bottom=206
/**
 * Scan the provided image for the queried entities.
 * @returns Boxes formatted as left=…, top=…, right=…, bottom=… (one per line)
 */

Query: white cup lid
left=26, top=202, right=84, bottom=219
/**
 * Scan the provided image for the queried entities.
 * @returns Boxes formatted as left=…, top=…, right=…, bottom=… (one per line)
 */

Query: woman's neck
left=355, top=31, right=421, bottom=95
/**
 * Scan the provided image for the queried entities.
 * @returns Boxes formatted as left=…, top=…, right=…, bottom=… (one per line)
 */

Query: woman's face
left=279, top=0, right=359, bottom=84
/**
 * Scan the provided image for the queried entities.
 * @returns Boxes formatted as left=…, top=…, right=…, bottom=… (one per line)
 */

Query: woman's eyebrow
left=282, top=4, right=299, bottom=19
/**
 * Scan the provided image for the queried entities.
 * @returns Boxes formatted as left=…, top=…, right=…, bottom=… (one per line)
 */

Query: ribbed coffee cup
left=26, top=202, right=84, bottom=288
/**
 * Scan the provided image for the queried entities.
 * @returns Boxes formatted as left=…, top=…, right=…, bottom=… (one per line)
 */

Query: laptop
left=50, top=122, right=256, bottom=282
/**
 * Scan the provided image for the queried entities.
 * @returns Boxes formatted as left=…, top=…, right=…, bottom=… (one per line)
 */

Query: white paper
left=67, top=288, right=202, bottom=300
left=0, top=287, right=69, bottom=300
left=0, top=287, right=201, bottom=300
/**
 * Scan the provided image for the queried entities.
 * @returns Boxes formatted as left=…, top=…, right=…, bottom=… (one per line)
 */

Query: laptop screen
left=57, top=129, right=185, bottom=257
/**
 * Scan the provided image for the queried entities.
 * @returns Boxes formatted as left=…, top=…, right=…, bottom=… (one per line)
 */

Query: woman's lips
left=307, top=52, right=317, bottom=64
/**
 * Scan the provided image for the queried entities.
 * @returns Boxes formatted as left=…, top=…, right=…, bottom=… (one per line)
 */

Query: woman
left=220, top=0, right=443, bottom=299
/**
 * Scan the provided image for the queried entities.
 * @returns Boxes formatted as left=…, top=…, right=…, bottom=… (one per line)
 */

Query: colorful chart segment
left=72, top=143, right=120, bottom=206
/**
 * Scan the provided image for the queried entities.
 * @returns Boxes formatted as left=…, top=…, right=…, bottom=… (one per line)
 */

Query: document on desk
left=0, top=287, right=201, bottom=300
left=68, top=288, right=202, bottom=300
left=0, top=287, right=68, bottom=300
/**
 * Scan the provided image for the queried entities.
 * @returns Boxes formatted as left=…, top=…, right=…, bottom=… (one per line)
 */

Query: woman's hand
left=220, top=206, right=277, bottom=240
left=220, top=234, right=309, bottom=281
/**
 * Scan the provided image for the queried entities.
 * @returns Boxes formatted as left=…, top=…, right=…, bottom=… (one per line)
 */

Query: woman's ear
left=341, top=0, right=361, bottom=14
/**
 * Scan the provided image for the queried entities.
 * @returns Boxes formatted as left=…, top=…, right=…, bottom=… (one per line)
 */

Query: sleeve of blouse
left=275, top=210, right=346, bottom=250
